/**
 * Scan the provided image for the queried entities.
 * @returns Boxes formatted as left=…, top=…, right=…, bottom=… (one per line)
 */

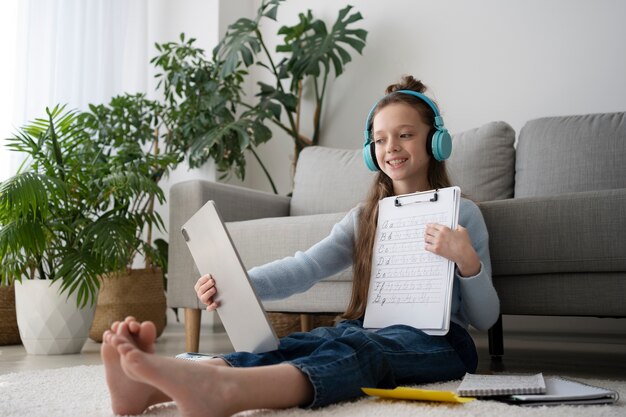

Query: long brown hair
left=343, top=75, right=452, bottom=320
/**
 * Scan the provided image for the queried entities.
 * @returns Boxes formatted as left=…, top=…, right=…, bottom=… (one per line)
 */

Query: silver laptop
left=181, top=200, right=279, bottom=354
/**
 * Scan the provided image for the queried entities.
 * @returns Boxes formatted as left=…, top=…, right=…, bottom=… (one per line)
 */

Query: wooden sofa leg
left=300, top=314, right=313, bottom=332
left=185, top=308, right=201, bottom=353
left=488, top=314, right=504, bottom=359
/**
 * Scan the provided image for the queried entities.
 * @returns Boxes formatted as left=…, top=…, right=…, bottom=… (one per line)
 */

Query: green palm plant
left=0, top=105, right=164, bottom=307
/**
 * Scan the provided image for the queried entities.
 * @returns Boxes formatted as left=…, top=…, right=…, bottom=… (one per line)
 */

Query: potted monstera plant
left=152, top=0, right=368, bottom=193
left=0, top=105, right=155, bottom=354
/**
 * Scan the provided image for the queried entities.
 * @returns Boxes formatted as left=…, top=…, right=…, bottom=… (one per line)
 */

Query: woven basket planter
left=0, top=285, right=21, bottom=345
left=89, top=268, right=166, bottom=342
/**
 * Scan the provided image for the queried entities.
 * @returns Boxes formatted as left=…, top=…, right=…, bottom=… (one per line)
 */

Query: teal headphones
left=362, top=90, right=452, bottom=172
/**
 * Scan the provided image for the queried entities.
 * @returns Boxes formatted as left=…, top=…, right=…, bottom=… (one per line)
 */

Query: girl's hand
left=194, top=274, right=220, bottom=311
left=424, top=224, right=481, bottom=277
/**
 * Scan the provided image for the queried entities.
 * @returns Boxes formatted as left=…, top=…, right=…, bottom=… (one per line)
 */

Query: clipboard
left=363, top=186, right=461, bottom=335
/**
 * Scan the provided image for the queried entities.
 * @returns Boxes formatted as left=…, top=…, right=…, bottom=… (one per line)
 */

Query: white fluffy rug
left=0, top=365, right=623, bottom=417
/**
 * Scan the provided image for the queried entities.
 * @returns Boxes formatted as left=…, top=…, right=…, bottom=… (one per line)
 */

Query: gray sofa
left=168, top=112, right=626, bottom=354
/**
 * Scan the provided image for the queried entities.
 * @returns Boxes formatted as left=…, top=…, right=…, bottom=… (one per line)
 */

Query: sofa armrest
left=478, top=188, right=626, bottom=277
left=167, top=180, right=291, bottom=309
left=171, top=180, right=291, bottom=223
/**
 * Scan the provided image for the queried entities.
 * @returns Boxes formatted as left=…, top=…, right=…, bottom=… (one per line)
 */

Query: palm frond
left=81, top=215, right=139, bottom=270
left=0, top=172, right=66, bottom=220
left=55, top=248, right=103, bottom=308
left=0, top=219, right=48, bottom=256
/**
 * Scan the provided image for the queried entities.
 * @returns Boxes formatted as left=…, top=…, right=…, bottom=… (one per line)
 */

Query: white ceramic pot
left=14, top=280, right=96, bottom=355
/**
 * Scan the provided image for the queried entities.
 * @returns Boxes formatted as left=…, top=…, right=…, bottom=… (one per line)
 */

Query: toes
left=141, top=321, right=157, bottom=338
left=128, top=321, right=141, bottom=334
left=111, top=321, right=121, bottom=332
left=133, top=321, right=156, bottom=352
left=116, top=340, right=135, bottom=356
left=116, top=322, right=126, bottom=335
left=116, top=322, right=133, bottom=339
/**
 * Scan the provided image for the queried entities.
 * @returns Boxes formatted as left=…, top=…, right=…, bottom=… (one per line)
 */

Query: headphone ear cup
left=370, top=142, right=380, bottom=170
left=363, top=141, right=380, bottom=171
left=431, top=128, right=452, bottom=161
left=426, top=130, right=434, bottom=157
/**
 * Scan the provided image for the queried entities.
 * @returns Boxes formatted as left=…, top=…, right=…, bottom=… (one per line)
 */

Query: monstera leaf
left=215, top=0, right=283, bottom=77
left=188, top=107, right=273, bottom=179
left=276, top=5, right=367, bottom=91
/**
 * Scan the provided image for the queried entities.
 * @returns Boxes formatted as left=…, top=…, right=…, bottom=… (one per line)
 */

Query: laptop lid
left=181, top=200, right=279, bottom=353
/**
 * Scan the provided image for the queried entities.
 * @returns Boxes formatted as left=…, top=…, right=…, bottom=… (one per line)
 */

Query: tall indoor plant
left=153, top=0, right=367, bottom=193
left=79, top=93, right=179, bottom=341
left=0, top=106, right=158, bottom=353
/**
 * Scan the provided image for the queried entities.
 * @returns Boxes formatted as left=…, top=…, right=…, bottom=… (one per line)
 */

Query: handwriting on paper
left=371, top=212, right=449, bottom=307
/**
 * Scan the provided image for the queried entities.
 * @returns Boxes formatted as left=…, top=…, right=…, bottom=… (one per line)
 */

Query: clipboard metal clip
left=394, top=189, right=438, bottom=207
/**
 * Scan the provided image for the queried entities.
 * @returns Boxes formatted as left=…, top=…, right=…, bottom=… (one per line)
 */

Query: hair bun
left=385, top=75, right=426, bottom=95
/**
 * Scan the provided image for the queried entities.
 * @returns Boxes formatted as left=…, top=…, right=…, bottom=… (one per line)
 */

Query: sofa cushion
left=262, top=281, right=352, bottom=313
left=226, top=211, right=356, bottom=313
left=290, top=147, right=374, bottom=216
left=226, top=211, right=352, bottom=283
left=479, top=188, right=626, bottom=277
left=447, top=121, right=516, bottom=202
left=515, top=112, right=626, bottom=198
left=493, top=272, right=626, bottom=317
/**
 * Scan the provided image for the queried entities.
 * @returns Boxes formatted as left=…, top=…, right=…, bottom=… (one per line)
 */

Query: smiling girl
left=102, top=75, right=500, bottom=417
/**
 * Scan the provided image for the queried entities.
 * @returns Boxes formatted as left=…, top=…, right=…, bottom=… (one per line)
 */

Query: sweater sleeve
left=248, top=208, right=358, bottom=301
left=454, top=199, right=501, bottom=331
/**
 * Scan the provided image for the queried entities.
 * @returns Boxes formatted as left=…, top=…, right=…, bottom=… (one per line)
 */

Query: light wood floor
left=1, top=313, right=625, bottom=379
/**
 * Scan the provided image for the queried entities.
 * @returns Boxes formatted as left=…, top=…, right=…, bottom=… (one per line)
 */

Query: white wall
left=233, top=0, right=626, bottom=195
left=0, top=0, right=19, bottom=180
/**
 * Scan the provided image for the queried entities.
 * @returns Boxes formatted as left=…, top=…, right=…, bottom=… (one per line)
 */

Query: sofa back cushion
left=515, top=112, right=626, bottom=198
left=447, top=121, right=516, bottom=202
left=291, top=147, right=374, bottom=216
left=291, top=121, right=517, bottom=215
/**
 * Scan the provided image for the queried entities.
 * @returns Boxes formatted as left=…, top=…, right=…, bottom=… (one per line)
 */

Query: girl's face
left=372, top=102, right=432, bottom=194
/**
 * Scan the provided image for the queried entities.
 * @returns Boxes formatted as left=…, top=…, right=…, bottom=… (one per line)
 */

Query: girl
left=102, top=75, right=500, bottom=417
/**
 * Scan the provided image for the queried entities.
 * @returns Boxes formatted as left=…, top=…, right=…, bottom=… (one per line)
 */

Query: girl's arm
left=425, top=199, right=500, bottom=331
left=248, top=207, right=359, bottom=301
left=454, top=201, right=500, bottom=331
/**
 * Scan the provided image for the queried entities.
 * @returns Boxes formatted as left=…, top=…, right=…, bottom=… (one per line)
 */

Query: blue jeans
left=221, top=319, right=477, bottom=408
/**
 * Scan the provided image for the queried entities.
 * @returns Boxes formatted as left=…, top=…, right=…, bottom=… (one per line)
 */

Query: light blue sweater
left=248, top=198, right=500, bottom=332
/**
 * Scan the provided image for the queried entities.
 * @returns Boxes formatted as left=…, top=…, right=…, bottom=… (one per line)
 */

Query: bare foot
left=101, top=317, right=170, bottom=415
left=115, top=340, right=237, bottom=417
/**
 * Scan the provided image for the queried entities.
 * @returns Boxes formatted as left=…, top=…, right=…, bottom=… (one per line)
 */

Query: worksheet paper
left=363, top=187, right=461, bottom=335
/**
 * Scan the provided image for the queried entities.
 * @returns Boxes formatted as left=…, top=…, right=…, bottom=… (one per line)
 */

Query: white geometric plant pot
left=14, top=280, right=96, bottom=355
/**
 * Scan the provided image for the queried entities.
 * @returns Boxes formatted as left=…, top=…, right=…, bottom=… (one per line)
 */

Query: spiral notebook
left=363, top=187, right=461, bottom=335
left=456, top=373, right=547, bottom=397
left=506, top=376, right=620, bottom=406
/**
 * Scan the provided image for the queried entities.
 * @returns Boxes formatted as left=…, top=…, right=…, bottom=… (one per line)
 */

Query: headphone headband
left=362, top=89, right=452, bottom=171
